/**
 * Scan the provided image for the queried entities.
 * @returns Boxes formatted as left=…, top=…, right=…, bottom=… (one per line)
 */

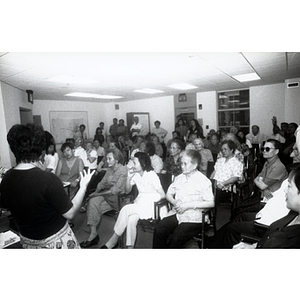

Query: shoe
left=80, top=235, right=99, bottom=248
left=100, top=243, right=118, bottom=249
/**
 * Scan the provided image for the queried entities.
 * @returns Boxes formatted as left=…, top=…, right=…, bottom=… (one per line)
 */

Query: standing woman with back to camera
left=0, top=124, right=94, bottom=249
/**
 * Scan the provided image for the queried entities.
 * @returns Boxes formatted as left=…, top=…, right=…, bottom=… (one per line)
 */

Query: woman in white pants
left=102, top=152, right=165, bottom=248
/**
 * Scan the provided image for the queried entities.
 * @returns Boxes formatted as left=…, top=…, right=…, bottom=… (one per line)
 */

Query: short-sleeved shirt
left=44, top=152, right=59, bottom=173
left=152, top=127, right=168, bottom=143
left=97, top=164, right=127, bottom=195
left=167, top=170, right=214, bottom=224
left=82, top=149, right=97, bottom=170
left=0, top=168, right=72, bottom=239
left=213, top=156, right=243, bottom=191
left=258, top=156, right=288, bottom=197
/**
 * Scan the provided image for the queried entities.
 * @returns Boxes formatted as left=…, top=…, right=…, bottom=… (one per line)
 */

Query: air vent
left=287, top=82, right=299, bottom=88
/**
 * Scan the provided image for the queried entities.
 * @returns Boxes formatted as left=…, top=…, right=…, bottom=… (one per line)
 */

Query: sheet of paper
left=0, top=230, right=20, bottom=249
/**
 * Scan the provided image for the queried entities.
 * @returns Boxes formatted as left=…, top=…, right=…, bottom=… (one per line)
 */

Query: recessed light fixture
left=232, top=73, right=260, bottom=82
left=65, top=92, right=123, bottom=99
left=134, top=88, right=164, bottom=94
left=46, top=75, right=99, bottom=85
left=167, top=83, right=198, bottom=90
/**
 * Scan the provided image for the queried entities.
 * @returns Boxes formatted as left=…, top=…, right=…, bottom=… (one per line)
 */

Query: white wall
left=32, top=100, right=108, bottom=140
left=0, top=82, right=32, bottom=167
left=284, top=78, right=300, bottom=124
left=250, top=83, right=285, bottom=136
left=196, top=91, right=217, bottom=136
left=105, top=95, right=175, bottom=142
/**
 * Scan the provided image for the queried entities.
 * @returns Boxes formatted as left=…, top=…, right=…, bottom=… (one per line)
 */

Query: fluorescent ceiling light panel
left=134, top=88, right=164, bottom=94
left=232, top=73, right=261, bottom=82
left=65, top=92, right=123, bottom=99
left=167, top=83, right=198, bottom=90
left=46, top=75, right=99, bottom=84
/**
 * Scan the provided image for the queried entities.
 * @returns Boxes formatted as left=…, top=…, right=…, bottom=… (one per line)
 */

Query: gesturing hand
left=79, top=169, right=95, bottom=190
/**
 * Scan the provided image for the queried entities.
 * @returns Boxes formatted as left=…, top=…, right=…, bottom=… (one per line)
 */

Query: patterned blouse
left=213, top=156, right=243, bottom=191
left=164, top=155, right=182, bottom=177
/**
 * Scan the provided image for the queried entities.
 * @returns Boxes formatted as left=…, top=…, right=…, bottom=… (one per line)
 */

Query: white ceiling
left=0, top=52, right=300, bottom=103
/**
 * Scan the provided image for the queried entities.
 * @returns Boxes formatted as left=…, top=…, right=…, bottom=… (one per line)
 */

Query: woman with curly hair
left=101, top=152, right=165, bottom=248
left=0, top=124, right=94, bottom=249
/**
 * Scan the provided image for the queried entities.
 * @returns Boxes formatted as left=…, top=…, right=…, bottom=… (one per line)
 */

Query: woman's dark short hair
left=107, top=148, right=124, bottom=164
left=145, top=141, right=156, bottom=157
left=289, top=168, right=300, bottom=194
left=61, top=142, right=75, bottom=152
left=170, top=139, right=185, bottom=151
left=154, top=120, right=161, bottom=126
left=7, top=123, right=46, bottom=164
left=184, top=149, right=202, bottom=166
left=221, top=139, right=236, bottom=152
left=134, top=152, right=153, bottom=172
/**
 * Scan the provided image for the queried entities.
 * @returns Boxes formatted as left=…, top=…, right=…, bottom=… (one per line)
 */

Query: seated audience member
left=74, top=137, right=86, bottom=162
left=186, top=119, right=204, bottom=141
left=153, top=150, right=214, bottom=248
left=175, top=118, right=188, bottom=140
left=164, top=139, right=185, bottom=178
left=94, top=127, right=105, bottom=145
left=56, top=142, right=84, bottom=199
left=166, top=131, right=184, bottom=151
left=233, top=167, right=300, bottom=249
left=150, top=134, right=163, bottom=158
left=185, top=133, right=199, bottom=150
left=254, top=139, right=288, bottom=202
left=65, top=138, right=75, bottom=148
left=84, top=140, right=98, bottom=172
left=130, top=116, right=143, bottom=138
left=219, top=133, right=244, bottom=164
left=237, top=130, right=252, bottom=149
left=130, top=139, right=146, bottom=158
left=230, top=126, right=239, bottom=135
left=145, top=141, right=163, bottom=174
left=206, top=163, right=300, bottom=249
left=246, top=125, right=268, bottom=146
left=207, top=132, right=221, bottom=162
left=0, top=124, right=93, bottom=249
left=74, top=124, right=88, bottom=144
left=193, top=138, right=213, bottom=176
left=80, top=149, right=127, bottom=248
left=44, top=140, right=59, bottom=173
left=101, top=152, right=165, bottom=249
left=93, top=138, right=105, bottom=164
left=281, top=122, right=298, bottom=166
left=131, top=135, right=144, bottom=154
left=211, top=140, right=243, bottom=207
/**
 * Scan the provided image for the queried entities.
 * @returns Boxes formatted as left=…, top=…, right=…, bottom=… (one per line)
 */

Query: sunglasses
left=261, top=147, right=276, bottom=152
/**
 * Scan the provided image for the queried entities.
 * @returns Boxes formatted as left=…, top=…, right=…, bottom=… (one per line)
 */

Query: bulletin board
left=49, top=111, right=88, bottom=144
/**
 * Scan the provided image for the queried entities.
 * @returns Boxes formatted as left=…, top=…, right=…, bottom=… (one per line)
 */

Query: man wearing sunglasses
left=254, top=139, right=288, bottom=202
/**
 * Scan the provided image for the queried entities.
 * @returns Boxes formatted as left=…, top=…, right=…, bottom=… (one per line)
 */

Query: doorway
left=19, top=108, right=33, bottom=125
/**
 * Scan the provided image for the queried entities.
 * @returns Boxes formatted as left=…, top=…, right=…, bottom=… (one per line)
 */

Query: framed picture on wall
left=178, top=93, right=187, bottom=102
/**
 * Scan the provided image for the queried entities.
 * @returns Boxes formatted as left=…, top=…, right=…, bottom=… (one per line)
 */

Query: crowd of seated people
left=1, top=114, right=300, bottom=250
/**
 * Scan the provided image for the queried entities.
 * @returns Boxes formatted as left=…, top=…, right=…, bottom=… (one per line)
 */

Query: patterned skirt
left=20, top=222, right=80, bottom=249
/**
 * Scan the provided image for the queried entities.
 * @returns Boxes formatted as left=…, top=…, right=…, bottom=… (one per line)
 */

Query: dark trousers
left=207, top=212, right=267, bottom=249
left=153, top=214, right=202, bottom=248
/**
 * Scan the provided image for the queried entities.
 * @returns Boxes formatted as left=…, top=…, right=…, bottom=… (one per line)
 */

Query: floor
left=72, top=205, right=232, bottom=249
